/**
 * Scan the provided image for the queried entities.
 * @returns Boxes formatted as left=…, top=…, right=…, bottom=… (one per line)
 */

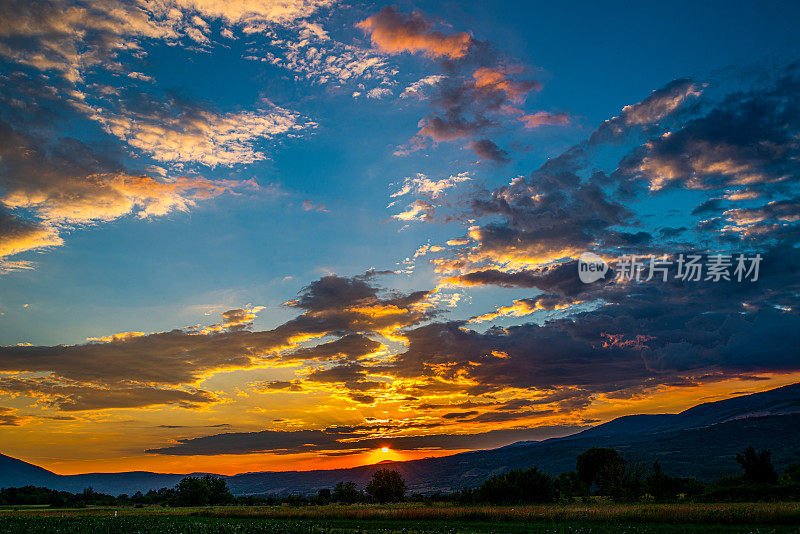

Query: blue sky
left=4, top=0, right=797, bottom=346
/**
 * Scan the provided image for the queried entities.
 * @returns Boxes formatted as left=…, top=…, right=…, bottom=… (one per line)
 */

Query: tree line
left=2, top=447, right=799, bottom=507
left=454, top=446, right=800, bottom=504
left=0, top=469, right=406, bottom=508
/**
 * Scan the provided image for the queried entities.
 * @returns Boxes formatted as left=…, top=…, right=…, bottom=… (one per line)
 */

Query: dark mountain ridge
left=3, top=383, right=799, bottom=495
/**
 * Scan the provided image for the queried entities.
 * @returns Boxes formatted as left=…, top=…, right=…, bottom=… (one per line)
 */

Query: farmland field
left=2, top=503, right=800, bottom=533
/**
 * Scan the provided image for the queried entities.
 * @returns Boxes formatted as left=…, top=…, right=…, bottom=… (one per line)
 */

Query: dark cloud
left=156, top=423, right=231, bottom=430
left=380, top=320, right=653, bottom=396
left=444, top=261, right=587, bottom=296
left=588, top=78, right=702, bottom=145
left=616, top=74, right=800, bottom=192
left=256, top=380, right=304, bottom=392
left=692, top=198, right=726, bottom=215
left=0, top=406, right=25, bottom=426
left=306, top=363, right=370, bottom=384
left=459, top=409, right=555, bottom=424
left=444, top=172, right=634, bottom=270
left=378, top=285, right=800, bottom=402
left=347, top=393, right=376, bottom=404
left=0, top=275, right=431, bottom=410
left=290, top=334, right=381, bottom=361
left=0, top=377, right=216, bottom=411
left=442, top=410, right=478, bottom=419
left=145, top=424, right=585, bottom=456
left=658, top=226, right=687, bottom=238
left=469, top=139, right=510, bottom=163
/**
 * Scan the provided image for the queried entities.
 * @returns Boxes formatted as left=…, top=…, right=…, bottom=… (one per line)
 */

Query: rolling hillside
left=3, top=383, right=799, bottom=495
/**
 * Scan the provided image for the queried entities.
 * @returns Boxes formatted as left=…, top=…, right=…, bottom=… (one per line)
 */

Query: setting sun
left=381, top=447, right=389, bottom=453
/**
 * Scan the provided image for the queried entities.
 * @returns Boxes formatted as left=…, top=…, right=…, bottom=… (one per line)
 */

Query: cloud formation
left=93, top=101, right=314, bottom=167
left=2, top=5, right=799, bottom=467
left=616, top=77, right=797, bottom=192
left=401, top=66, right=800, bottom=409
left=0, top=406, right=26, bottom=426
left=146, top=423, right=582, bottom=455
left=0, top=0, right=337, bottom=83
left=0, top=378, right=217, bottom=411
left=0, top=119, right=246, bottom=260
left=359, top=6, right=568, bottom=162
left=0, top=275, right=432, bottom=410
left=357, top=7, right=472, bottom=59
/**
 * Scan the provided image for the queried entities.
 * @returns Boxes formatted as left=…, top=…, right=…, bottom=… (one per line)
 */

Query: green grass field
left=2, top=503, right=800, bottom=533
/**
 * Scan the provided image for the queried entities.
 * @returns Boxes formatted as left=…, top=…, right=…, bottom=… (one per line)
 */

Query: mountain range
left=3, top=382, right=800, bottom=495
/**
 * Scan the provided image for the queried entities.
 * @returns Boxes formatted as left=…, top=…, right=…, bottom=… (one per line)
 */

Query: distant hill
left=0, top=453, right=58, bottom=488
left=3, top=383, right=800, bottom=495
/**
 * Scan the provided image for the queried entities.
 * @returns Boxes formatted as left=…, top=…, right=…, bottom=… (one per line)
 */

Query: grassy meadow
left=2, top=503, right=800, bottom=533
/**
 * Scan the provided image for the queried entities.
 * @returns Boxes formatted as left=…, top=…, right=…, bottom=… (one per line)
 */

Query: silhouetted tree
left=646, top=460, right=672, bottom=501
left=203, top=474, right=234, bottom=504
left=175, top=476, right=210, bottom=506
left=365, top=469, right=406, bottom=503
left=554, top=471, right=581, bottom=501
left=475, top=466, right=556, bottom=504
left=736, top=446, right=778, bottom=484
left=576, top=447, right=625, bottom=494
left=316, top=488, right=331, bottom=504
left=332, top=481, right=361, bottom=503
left=784, top=463, right=800, bottom=483
left=612, top=457, right=648, bottom=502
left=172, top=475, right=233, bottom=506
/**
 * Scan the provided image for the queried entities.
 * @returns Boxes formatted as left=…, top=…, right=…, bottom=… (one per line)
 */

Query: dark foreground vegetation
left=3, top=446, right=800, bottom=533
left=3, top=446, right=799, bottom=509
left=3, top=504, right=800, bottom=534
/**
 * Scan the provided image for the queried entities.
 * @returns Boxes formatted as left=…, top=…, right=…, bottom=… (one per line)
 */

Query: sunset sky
left=1, top=0, right=800, bottom=476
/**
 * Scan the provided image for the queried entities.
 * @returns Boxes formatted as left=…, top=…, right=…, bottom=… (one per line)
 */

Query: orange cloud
left=1, top=170, right=248, bottom=259
left=520, top=111, right=570, bottom=129
left=357, top=7, right=472, bottom=59
left=0, top=211, right=62, bottom=259
left=472, top=67, right=538, bottom=103
left=202, top=306, right=265, bottom=333
left=470, top=297, right=581, bottom=323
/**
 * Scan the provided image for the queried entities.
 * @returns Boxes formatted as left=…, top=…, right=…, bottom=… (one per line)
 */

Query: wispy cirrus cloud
left=392, top=172, right=470, bottom=199
left=0, top=0, right=338, bottom=83
left=92, top=100, right=314, bottom=167
left=390, top=172, right=471, bottom=223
